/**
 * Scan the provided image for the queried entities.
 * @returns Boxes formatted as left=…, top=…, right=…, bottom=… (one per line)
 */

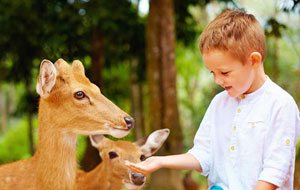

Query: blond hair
left=199, top=9, right=266, bottom=63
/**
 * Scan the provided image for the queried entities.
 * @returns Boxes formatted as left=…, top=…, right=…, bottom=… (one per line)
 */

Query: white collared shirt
left=188, top=77, right=300, bottom=190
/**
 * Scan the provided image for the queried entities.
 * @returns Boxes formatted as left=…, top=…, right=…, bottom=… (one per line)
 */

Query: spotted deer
left=76, top=128, right=170, bottom=190
left=0, top=59, right=134, bottom=190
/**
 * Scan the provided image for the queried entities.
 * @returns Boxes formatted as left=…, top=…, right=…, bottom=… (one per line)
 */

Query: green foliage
left=81, top=0, right=145, bottom=64
left=0, top=117, right=92, bottom=164
left=264, top=35, right=300, bottom=98
left=174, top=0, right=199, bottom=45
left=104, top=131, right=136, bottom=142
left=0, top=117, right=37, bottom=164
left=176, top=42, right=217, bottom=150
left=102, top=62, right=131, bottom=112
left=76, top=135, right=88, bottom=162
left=265, top=17, right=287, bottom=38
left=0, top=0, right=145, bottom=118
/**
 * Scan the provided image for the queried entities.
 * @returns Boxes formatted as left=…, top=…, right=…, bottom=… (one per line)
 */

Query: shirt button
left=285, top=139, right=291, bottom=145
left=233, top=126, right=237, bottom=131
left=237, top=108, right=241, bottom=113
left=230, top=145, right=235, bottom=151
left=238, top=94, right=245, bottom=100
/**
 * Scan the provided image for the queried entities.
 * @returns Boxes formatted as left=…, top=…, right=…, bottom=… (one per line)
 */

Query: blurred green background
left=0, top=0, right=299, bottom=189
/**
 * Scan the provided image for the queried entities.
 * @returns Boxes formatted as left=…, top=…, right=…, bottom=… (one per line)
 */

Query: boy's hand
left=125, top=156, right=163, bottom=176
left=125, top=153, right=202, bottom=175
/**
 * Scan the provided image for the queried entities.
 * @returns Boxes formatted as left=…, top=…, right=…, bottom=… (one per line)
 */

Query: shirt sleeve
left=258, top=98, right=300, bottom=187
left=188, top=99, right=215, bottom=176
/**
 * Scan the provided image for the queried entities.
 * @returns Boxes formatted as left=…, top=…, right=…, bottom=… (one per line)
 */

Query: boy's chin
left=226, top=91, right=243, bottom=99
left=226, top=90, right=236, bottom=97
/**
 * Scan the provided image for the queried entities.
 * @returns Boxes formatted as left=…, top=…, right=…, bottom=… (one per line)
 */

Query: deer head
left=36, top=59, right=134, bottom=138
left=90, top=128, right=170, bottom=189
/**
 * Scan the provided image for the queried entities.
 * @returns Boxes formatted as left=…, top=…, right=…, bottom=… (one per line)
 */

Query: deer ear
left=134, top=137, right=147, bottom=147
left=89, top=134, right=105, bottom=148
left=138, top=128, right=170, bottom=157
left=36, top=59, right=57, bottom=98
left=72, top=60, right=85, bottom=75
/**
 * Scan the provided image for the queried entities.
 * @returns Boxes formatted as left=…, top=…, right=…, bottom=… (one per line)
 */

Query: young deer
left=0, top=59, right=134, bottom=190
left=76, top=128, right=170, bottom=190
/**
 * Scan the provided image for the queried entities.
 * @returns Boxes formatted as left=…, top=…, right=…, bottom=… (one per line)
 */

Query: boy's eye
left=221, top=71, right=230, bottom=75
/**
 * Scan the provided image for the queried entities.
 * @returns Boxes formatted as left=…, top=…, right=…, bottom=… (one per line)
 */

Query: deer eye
left=74, top=91, right=85, bottom=100
left=140, top=154, right=146, bottom=161
left=108, top=151, right=118, bottom=159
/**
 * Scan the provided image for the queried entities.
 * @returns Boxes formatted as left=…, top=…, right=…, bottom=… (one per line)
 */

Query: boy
left=126, top=9, right=300, bottom=190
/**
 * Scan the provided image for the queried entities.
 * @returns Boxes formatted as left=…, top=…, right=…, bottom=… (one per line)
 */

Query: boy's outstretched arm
left=125, top=153, right=202, bottom=175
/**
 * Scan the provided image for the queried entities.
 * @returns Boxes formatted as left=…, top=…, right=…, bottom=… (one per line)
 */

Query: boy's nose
left=214, top=76, right=224, bottom=86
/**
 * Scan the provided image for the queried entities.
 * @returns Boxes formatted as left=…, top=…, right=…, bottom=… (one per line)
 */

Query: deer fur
left=0, top=59, right=133, bottom=190
left=76, top=129, right=170, bottom=190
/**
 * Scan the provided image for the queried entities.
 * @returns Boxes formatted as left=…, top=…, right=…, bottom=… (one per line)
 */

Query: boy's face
left=202, top=50, right=258, bottom=98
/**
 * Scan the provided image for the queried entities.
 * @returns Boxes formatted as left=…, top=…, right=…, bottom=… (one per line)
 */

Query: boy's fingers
left=125, top=161, right=148, bottom=175
left=126, top=162, right=143, bottom=172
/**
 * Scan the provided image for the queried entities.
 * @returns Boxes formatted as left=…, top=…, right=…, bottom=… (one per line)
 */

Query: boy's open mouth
left=224, top=86, right=232, bottom=91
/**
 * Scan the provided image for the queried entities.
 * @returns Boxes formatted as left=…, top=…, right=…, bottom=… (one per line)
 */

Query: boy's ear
left=249, top=52, right=262, bottom=67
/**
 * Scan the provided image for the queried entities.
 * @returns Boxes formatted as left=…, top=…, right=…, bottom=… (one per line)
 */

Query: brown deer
left=0, top=59, right=134, bottom=190
left=76, top=128, right=170, bottom=190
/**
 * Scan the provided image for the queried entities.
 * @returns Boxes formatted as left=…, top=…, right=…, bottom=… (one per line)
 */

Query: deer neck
left=78, top=160, right=110, bottom=189
left=77, top=159, right=124, bottom=190
left=82, top=159, right=124, bottom=190
left=101, top=160, right=124, bottom=190
left=35, top=107, right=77, bottom=190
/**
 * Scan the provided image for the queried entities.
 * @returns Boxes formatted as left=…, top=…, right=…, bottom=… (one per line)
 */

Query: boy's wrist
left=157, top=156, right=165, bottom=169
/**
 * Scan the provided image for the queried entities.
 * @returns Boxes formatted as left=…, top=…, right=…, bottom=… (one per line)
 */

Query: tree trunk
left=80, top=28, right=105, bottom=171
left=25, top=81, right=35, bottom=155
left=90, top=28, right=105, bottom=88
left=146, top=0, right=184, bottom=189
left=130, top=57, right=145, bottom=139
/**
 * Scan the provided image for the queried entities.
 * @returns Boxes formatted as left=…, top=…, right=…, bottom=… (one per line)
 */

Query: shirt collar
left=237, top=75, right=270, bottom=103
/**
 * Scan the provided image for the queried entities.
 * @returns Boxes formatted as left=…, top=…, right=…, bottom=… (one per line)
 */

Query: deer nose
left=131, top=172, right=145, bottom=186
left=124, top=116, right=134, bottom=129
